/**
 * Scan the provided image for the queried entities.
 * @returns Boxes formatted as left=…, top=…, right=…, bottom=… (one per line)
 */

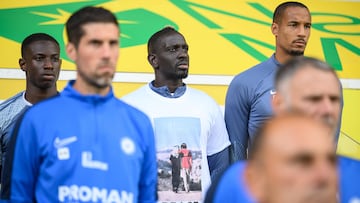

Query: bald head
left=246, top=113, right=338, bottom=203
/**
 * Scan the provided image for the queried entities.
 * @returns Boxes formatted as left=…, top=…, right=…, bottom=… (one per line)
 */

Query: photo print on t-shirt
left=154, top=117, right=202, bottom=202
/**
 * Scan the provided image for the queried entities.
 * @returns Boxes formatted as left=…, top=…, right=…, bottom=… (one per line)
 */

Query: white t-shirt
left=122, top=84, right=230, bottom=202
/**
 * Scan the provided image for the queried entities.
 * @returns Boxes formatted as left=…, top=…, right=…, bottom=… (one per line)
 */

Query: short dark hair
left=147, top=26, right=181, bottom=54
left=21, top=33, right=59, bottom=58
left=275, top=56, right=338, bottom=91
left=65, top=6, right=119, bottom=47
left=273, top=1, right=309, bottom=23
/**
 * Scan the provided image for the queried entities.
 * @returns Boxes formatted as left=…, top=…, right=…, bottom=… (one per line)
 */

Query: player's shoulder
left=233, top=58, right=274, bottom=83
left=0, top=92, right=24, bottom=111
left=339, top=155, right=360, bottom=167
left=116, top=96, right=151, bottom=122
left=121, top=85, right=148, bottom=102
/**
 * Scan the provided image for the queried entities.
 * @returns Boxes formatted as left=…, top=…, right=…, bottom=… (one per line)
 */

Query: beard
left=78, top=68, right=114, bottom=89
left=36, top=80, right=56, bottom=89
left=91, top=74, right=114, bottom=88
left=176, top=69, right=188, bottom=79
left=289, top=49, right=304, bottom=56
left=321, top=116, right=337, bottom=136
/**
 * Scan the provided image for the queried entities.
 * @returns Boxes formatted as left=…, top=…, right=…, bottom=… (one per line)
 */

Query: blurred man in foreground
left=206, top=113, right=338, bottom=203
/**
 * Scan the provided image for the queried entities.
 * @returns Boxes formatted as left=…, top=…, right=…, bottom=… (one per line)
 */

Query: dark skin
left=146, top=30, right=231, bottom=181
left=148, top=32, right=189, bottom=93
left=271, top=6, right=311, bottom=64
left=19, top=40, right=61, bottom=104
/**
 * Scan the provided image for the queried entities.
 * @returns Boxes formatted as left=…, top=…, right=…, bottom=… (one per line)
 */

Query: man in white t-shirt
left=122, top=26, right=231, bottom=202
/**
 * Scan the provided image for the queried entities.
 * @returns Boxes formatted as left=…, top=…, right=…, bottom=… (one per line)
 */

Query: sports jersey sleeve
left=207, top=148, right=229, bottom=181
left=138, top=116, right=157, bottom=203
left=206, top=102, right=231, bottom=180
left=206, top=103, right=231, bottom=156
left=0, top=128, right=3, bottom=181
left=4, top=111, right=40, bottom=202
left=225, top=77, right=251, bottom=162
left=0, top=121, right=15, bottom=182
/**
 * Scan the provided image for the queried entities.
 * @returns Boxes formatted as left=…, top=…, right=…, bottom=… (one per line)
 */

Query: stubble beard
left=92, top=70, right=114, bottom=88
left=36, top=81, right=56, bottom=89
left=79, top=69, right=114, bottom=90
left=93, top=75, right=113, bottom=88
left=289, top=49, right=304, bottom=56
left=321, top=116, right=337, bottom=137
left=177, top=69, right=188, bottom=79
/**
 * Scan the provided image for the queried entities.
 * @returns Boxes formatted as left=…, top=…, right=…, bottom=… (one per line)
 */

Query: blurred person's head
left=272, top=56, right=341, bottom=137
left=245, top=113, right=338, bottom=203
left=65, top=6, right=119, bottom=95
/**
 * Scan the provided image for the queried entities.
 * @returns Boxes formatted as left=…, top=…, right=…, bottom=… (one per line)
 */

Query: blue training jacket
left=205, top=161, right=255, bottom=203
left=1, top=81, right=157, bottom=203
left=339, top=155, right=360, bottom=203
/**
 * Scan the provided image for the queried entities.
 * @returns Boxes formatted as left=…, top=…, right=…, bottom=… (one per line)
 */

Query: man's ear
left=271, top=22, right=278, bottom=36
left=66, top=43, right=76, bottom=61
left=272, top=92, right=285, bottom=114
left=19, top=58, right=26, bottom=72
left=148, top=54, right=158, bottom=69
